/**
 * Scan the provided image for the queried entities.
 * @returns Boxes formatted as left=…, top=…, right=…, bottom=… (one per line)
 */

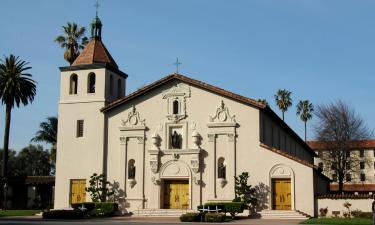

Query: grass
left=301, top=218, right=372, bottom=225
left=0, top=210, right=42, bottom=217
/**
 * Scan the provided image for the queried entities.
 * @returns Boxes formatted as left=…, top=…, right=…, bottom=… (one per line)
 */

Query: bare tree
left=314, top=100, right=372, bottom=193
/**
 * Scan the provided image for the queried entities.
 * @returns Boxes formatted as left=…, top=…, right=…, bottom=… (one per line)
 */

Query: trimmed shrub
left=180, top=212, right=201, bottom=222
left=204, top=202, right=245, bottom=217
left=71, top=202, right=96, bottom=212
left=351, top=210, right=372, bottom=219
left=204, top=213, right=225, bottom=222
left=42, top=210, right=86, bottom=219
left=89, top=202, right=118, bottom=217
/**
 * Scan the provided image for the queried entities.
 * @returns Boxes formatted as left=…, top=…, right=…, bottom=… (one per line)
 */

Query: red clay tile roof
left=101, top=73, right=266, bottom=112
left=72, top=39, right=118, bottom=69
left=330, top=183, right=375, bottom=192
left=307, top=140, right=375, bottom=151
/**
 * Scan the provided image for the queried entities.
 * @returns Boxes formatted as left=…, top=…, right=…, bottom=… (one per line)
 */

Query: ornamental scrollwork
left=209, top=100, right=236, bottom=123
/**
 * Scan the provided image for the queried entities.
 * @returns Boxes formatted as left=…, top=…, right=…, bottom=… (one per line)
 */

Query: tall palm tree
left=0, top=55, right=36, bottom=208
left=257, top=98, right=269, bottom=107
left=274, top=89, right=292, bottom=121
left=55, top=22, right=88, bottom=65
left=296, top=100, right=314, bottom=141
left=31, top=116, right=58, bottom=162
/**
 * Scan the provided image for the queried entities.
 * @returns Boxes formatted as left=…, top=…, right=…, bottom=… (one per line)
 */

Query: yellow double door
left=272, top=179, right=291, bottom=210
left=70, top=179, right=86, bottom=204
left=163, top=180, right=189, bottom=209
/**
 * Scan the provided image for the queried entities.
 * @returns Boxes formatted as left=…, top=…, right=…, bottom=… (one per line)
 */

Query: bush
left=204, top=213, right=225, bottom=222
left=42, top=210, right=86, bottom=219
left=71, top=202, right=96, bottom=212
left=351, top=209, right=372, bottom=219
left=180, top=212, right=201, bottom=222
left=319, top=207, right=328, bottom=217
left=204, top=202, right=245, bottom=217
left=89, top=202, right=118, bottom=217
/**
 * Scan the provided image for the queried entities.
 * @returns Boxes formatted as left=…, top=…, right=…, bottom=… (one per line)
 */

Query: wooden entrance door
left=272, top=179, right=291, bottom=210
left=163, top=180, right=189, bottom=209
left=70, top=179, right=86, bottom=204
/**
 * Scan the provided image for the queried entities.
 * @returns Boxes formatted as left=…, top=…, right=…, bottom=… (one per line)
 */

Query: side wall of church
left=105, top=80, right=317, bottom=216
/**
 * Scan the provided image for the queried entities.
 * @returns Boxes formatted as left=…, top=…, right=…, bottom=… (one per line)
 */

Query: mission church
left=54, top=15, right=330, bottom=217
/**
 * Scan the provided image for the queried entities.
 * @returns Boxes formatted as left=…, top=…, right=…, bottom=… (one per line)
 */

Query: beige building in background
left=54, top=15, right=329, bottom=217
left=309, top=140, right=375, bottom=193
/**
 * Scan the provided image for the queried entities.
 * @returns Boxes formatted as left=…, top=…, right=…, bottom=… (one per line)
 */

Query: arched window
left=87, top=73, right=96, bottom=93
left=128, top=159, right=136, bottom=179
left=218, top=157, right=226, bottom=179
left=173, top=100, right=179, bottom=115
left=117, top=79, right=122, bottom=98
left=69, top=74, right=78, bottom=94
left=109, top=75, right=114, bottom=95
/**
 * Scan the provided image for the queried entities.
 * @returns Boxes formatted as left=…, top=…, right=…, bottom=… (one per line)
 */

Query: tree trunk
left=282, top=112, right=285, bottom=121
left=338, top=172, right=344, bottom=193
left=304, top=122, right=307, bottom=141
left=2, top=104, right=11, bottom=178
left=2, top=104, right=11, bottom=209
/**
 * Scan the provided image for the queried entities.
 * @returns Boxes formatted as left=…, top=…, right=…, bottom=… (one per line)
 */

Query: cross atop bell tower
left=91, top=0, right=102, bottom=40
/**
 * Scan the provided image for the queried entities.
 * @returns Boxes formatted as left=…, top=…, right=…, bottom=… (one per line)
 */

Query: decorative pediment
left=121, top=105, right=145, bottom=127
left=209, top=100, right=236, bottom=123
left=162, top=83, right=191, bottom=123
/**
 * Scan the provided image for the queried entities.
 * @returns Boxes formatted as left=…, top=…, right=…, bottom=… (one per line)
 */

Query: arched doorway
left=269, top=164, right=295, bottom=210
left=159, top=160, right=192, bottom=209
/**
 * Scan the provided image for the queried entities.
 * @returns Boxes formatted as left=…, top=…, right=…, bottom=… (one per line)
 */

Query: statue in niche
left=128, top=160, right=136, bottom=179
left=218, top=158, right=226, bottom=179
left=171, top=131, right=182, bottom=149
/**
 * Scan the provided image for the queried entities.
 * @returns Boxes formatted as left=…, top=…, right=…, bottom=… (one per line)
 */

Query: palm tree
left=274, top=89, right=293, bottom=121
left=296, top=100, right=314, bottom=141
left=55, top=22, right=88, bottom=65
left=257, top=99, right=269, bottom=107
left=0, top=55, right=36, bottom=208
left=31, top=116, right=58, bottom=162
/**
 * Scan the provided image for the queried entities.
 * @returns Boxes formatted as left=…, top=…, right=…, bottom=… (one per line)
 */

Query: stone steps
left=259, top=210, right=309, bottom=219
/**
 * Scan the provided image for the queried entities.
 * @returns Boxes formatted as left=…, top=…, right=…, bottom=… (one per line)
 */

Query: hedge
left=89, top=202, right=118, bottom=217
left=180, top=212, right=201, bottom=222
left=42, top=210, right=86, bottom=219
left=203, top=202, right=245, bottom=217
left=44, top=202, right=118, bottom=219
left=204, top=213, right=225, bottom=222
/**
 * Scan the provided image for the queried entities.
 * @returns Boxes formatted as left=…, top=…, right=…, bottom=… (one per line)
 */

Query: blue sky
left=1, top=0, right=374, bottom=151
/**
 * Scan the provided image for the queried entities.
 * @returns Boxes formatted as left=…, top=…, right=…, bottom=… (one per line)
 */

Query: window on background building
left=109, top=75, right=114, bottom=95
left=346, top=173, right=352, bottom=182
left=360, top=149, right=365, bottom=157
left=76, top=120, right=84, bottom=137
left=373, top=149, right=375, bottom=157
left=332, top=174, right=337, bottom=182
left=87, top=73, right=96, bottom=93
left=360, top=161, right=365, bottom=170
left=360, top=173, right=366, bottom=182
left=70, top=74, right=78, bottom=94
left=128, top=159, right=136, bottom=179
left=117, top=79, right=122, bottom=98
left=217, top=157, right=226, bottom=179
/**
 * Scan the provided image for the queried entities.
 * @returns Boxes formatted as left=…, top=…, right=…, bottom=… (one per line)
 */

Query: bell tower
left=54, top=13, right=127, bottom=208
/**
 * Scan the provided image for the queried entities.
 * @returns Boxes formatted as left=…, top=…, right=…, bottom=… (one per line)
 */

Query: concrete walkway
left=0, top=215, right=306, bottom=225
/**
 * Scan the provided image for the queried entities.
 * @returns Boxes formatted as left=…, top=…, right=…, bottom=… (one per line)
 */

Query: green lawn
left=0, top=210, right=41, bottom=217
left=301, top=218, right=372, bottom=225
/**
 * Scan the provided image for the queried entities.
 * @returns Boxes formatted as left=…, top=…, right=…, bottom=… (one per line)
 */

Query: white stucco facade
left=54, top=62, right=329, bottom=216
